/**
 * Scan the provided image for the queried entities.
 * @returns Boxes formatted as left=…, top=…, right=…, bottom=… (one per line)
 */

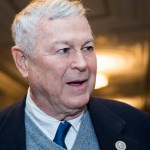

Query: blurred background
left=0, top=0, right=150, bottom=112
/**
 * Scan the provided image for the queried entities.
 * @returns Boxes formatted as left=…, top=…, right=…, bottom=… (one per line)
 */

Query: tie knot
left=53, top=121, right=71, bottom=148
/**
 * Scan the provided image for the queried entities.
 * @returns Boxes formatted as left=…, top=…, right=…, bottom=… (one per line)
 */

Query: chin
left=67, top=93, right=90, bottom=109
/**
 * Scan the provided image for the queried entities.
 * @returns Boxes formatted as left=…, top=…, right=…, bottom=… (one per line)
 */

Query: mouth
left=66, top=79, right=88, bottom=87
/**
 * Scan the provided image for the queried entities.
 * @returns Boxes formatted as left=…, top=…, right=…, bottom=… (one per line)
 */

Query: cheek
left=42, top=62, right=69, bottom=90
left=27, top=58, right=52, bottom=86
left=88, top=57, right=97, bottom=74
left=34, top=57, right=66, bottom=78
left=88, top=58, right=97, bottom=87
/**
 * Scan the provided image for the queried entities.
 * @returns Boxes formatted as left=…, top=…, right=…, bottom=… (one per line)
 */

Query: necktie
left=53, top=121, right=71, bottom=149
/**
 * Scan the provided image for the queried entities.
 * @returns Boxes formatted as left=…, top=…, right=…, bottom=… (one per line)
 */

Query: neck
left=30, top=92, right=85, bottom=121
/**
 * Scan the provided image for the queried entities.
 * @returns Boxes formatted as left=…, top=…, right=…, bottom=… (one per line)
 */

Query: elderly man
left=0, top=0, right=150, bottom=150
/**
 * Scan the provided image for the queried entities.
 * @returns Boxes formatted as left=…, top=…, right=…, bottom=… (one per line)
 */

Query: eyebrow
left=83, top=38, right=95, bottom=45
left=52, top=38, right=95, bottom=46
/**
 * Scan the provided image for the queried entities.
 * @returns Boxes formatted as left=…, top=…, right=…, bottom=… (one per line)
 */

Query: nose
left=70, top=51, right=87, bottom=72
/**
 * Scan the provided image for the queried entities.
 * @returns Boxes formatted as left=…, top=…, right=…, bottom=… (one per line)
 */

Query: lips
left=66, top=79, right=87, bottom=86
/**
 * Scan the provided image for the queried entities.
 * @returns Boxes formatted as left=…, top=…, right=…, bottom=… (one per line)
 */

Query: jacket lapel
left=88, top=97, right=143, bottom=150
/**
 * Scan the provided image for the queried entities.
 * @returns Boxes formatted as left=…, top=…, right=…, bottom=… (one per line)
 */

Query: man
left=0, top=0, right=150, bottom=150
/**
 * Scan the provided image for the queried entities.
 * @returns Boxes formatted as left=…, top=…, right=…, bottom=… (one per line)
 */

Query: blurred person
left=0, top=0, right=150, bottom=150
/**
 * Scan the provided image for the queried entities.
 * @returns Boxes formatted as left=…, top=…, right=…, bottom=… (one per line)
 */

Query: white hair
left=12, top=0, right=87, bottom=54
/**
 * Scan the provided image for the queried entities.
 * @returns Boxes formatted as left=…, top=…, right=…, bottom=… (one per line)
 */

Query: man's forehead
left=36, top=17, right=92, bottom=41
left=37, top=15, right=89, bottom=30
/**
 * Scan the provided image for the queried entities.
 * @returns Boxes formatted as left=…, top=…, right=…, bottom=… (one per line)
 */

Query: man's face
left=26, top=15, right=97, bottom=115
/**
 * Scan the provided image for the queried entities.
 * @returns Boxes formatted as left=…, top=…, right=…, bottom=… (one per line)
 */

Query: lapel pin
left=115, top=141, right=126, bottom=150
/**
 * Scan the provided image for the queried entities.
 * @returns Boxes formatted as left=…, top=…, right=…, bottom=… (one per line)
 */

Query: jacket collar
left=88, top=97, right=143, bottom=150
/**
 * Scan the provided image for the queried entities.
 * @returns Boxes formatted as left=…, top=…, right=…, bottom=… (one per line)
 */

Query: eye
left=58, top=48, right=70, bottom=54
left=82, top=46, right=94, bottom=52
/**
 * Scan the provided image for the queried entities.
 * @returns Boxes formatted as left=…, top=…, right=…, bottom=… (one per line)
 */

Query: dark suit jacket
left=0, top=96, right=150, bottom=150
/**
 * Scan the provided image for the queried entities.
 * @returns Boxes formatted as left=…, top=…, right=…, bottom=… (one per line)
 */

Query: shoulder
left=0, top=99, right=25, bottom=128
left=0, top=99, right=26, bottom=149
left=88, top=97, right=150, bottom=148
left=89, top=96, right=149, bottom=114
left=88, top=96, right=150, bottom=125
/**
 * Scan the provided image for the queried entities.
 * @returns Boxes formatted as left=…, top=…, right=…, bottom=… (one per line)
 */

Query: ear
left=11, top=46, right=29, bottom=78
